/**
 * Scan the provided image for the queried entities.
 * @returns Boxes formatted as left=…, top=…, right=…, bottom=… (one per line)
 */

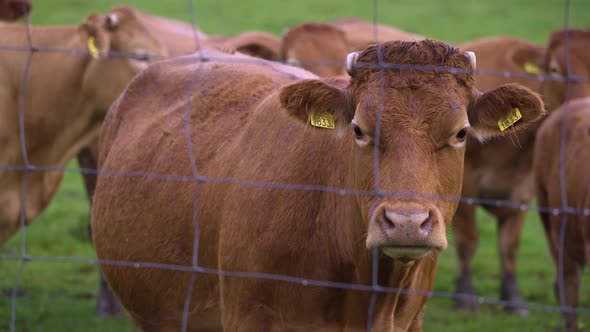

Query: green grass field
left=1, top=0, right=590, bottom=331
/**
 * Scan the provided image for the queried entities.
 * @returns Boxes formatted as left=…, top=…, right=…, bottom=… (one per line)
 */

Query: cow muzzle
left=366, top=203, right=447, bottom=260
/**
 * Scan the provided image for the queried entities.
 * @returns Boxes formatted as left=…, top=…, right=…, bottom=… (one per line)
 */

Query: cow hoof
left=453, top=294, right=480, bottom=312
left=502, top=296, right=528, bottom=316
left=500, top=273, right=528, bottom=316
left=453, top=270, right=479, bottom=312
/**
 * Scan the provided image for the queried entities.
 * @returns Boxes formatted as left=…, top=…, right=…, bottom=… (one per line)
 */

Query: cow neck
left=18, top=26, right=97, bottom=164
left=334, top=155, right=431, bottom=329
left=372, top=255, right=427, bottom=329
left=21, top=27, right=98, bottom=220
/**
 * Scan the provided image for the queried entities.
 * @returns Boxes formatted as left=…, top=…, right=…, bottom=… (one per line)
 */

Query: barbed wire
left=2, top=0, right=588, bottom=331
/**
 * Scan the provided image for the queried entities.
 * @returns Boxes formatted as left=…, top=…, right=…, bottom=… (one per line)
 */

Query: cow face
left=78, top=5, right=167, bottom=112
left=281, top=22, right=349, bottom=77
left=543, top=29, right=590, bottom=107
left=280, top=40, right=545, bottom=261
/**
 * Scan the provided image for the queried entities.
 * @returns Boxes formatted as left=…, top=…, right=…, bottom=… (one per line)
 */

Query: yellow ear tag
left=524, top=62, right=541, bottom=75
left=87, top=37, right=100, bottom=59
left=498, top=108, right=522, bottom=131
left=310, top=111, right=335, bottom=129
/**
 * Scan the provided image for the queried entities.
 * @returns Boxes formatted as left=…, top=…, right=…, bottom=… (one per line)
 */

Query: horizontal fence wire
left=1, top=0, right=588, bottom=331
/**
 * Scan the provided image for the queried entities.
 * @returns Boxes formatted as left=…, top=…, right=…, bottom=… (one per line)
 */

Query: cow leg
left=452, top=202, right=480, bottom=311
left=553, top=256, right=581, bottom=332
left=497, top=210, right=528, bottom=316
left=77, top=147, right=122, bottom=317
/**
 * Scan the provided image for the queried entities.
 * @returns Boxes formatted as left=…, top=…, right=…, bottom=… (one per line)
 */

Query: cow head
left=78, top=5, right=167, bottom=111
left=0, top=0, right=31, bottom=21
left=280, top=40, right=545, bottom=261
left=542, top=29, right=590, bottom=107
left=281, top=22, right=349, bottom=77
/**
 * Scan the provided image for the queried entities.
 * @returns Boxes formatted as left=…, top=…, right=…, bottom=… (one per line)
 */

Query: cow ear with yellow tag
left=468, top=83, right=546, bottom=140
left=279, top=77, right=353, bottom=132
left=78, top=13, right=111, bottom=59
left=508, top=43, right=546, bottom=76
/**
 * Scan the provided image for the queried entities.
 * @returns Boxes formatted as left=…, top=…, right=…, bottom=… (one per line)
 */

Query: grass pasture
left=1, top=0, right=590, bottom=331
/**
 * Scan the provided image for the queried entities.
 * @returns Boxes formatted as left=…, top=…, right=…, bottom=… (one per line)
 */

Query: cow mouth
left=380, top=245, right=436, bottom=260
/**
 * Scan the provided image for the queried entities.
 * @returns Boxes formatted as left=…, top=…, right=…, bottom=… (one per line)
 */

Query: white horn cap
left=346, top=51, right=360, bottom=75
left=465, top=51, right=476, bottom=70
left=106, top=13, right=119, bottom=28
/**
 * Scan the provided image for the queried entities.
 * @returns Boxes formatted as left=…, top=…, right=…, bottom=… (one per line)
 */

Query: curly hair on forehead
left=348, top=39, right=475, bottom=88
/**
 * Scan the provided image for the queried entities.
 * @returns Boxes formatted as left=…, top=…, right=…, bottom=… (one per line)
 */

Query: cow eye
left=449, top=125, right=470, bottom=148
left=353, top=125, right=364, bottom=138
left=456, top=128, right=468, bottom=141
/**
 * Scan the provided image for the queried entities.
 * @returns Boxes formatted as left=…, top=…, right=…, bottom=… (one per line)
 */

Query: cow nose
left=381, top=209, right=433, bottom=238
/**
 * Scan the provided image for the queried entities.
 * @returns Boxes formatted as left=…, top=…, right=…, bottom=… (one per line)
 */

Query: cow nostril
left=419, top=213, right=434, bottom=233
left=382, top=209, right=395, bottom=229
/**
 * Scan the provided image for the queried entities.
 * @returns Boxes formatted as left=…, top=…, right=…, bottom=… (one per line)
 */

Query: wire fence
left=1, top=0, right=589, bottom=331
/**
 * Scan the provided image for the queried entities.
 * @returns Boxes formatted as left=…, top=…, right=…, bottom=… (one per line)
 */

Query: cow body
left=533, top=29, right=590, bottom=331
left=534, top=98, right=590, bottom=332
left=74, top=6, right=283, bottom=317
left=0, top=8, right=165, bottom=312
left=451, top=30, right=590, bottom=315
left=92, top=41, right=544, bottom=331
left=450, top=37, right=546, bottom=315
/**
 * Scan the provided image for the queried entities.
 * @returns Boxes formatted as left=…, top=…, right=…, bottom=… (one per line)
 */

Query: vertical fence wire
left=557, top=0, right=573, bottom=328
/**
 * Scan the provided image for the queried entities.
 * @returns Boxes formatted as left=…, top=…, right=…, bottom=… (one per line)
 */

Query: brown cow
left=450, top=37, right=547, bottom=315
left=92, top=40, right=544, bottom=331
left=451, top=30, right=590, bottom=315
left=0, top=0, right=30, bottom=21
left=281, top=20, right=424, bottom=77
left=533, top=28, right=590, bottom=332
left=534, top=97, right=590, bottom=332
left=77, top=7, right=283, bottom=207
left=0, top=4, right=165, bottom=313
left=74, top=5, right=283, bottom=317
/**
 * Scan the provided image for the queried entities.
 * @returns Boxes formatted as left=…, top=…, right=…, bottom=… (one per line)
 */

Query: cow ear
left=225, top=33, right=281, bottom=61
left=236, top=43, right=279, bottom=61
left=509, top=43, right=546, bottom=75
left=79, top=14, right=111, bottom=56
left=279, top=79, right=353, bottom=132
left=468, top=83, right=546, bottom=140
left=5, top=0, right=31, bottom=21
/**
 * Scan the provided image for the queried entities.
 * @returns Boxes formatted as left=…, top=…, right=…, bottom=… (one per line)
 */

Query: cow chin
left=380, top=245, right=437, bottom=261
